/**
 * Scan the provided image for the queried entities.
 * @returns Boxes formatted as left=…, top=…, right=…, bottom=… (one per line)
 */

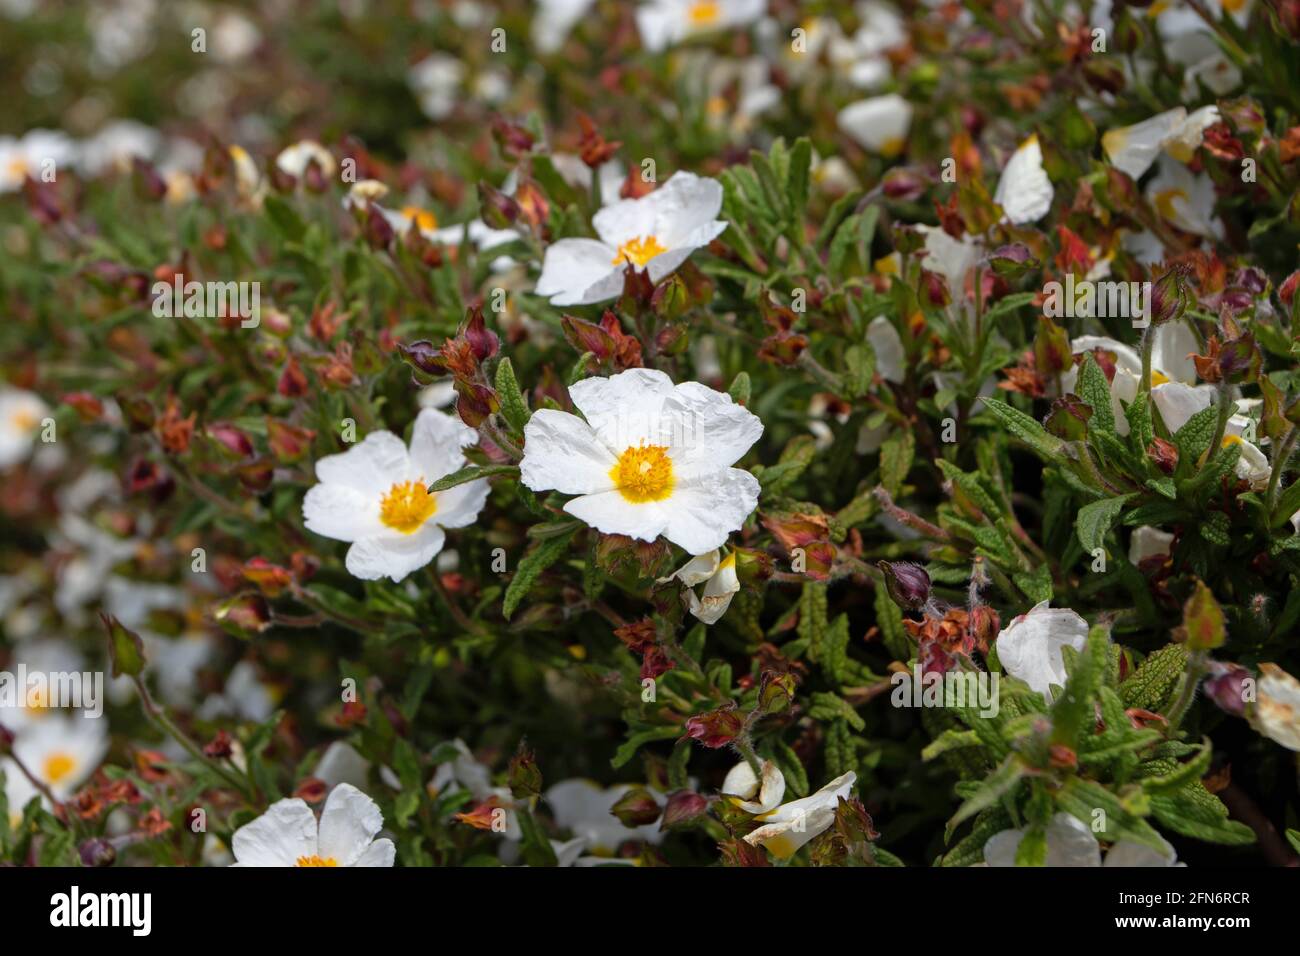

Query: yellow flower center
left=6, top=156, right=29, bottom=180
left=10, top=408, right=38, bottom=432
left=25, top=685, right=50, bottom=711
left=611, top=445, right=675, bottom=503
left=1222, top=434, right=1243, bottom=448
left=43, top=752, right=77, bottom=785
left=1221, top=0, right=1246, bottom=11
left=295, top=855, right=339, bottom=867
left=379, top=479, right=438, bottom=534
left=1153, top=188, right=1187, bottom=222
left=689, top=1, right=721, bottom=25
left=401, top=206, right=438, bottom=231
left=879, top=137, right=905, bottom=158
left=1150, top=370, right=1170, bottom=386
left=612, top=235, right=668, bottom=268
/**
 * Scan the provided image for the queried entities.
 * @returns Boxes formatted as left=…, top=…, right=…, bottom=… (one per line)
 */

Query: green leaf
left=493, top=358, right=531, bottom=432
left=263, top=194, right=306, bottom=241
left=1077, top=353, right=1115, bottom=435
left=947, top=754, right=1028, bottom=833
left=1075, top=494, right=1133, bottom=554
left=503, top=526, right=579, bottom=620
left=1120, top=644, right=1189, bottom=711
left=981, top=397, right=1065, bottom=458
left=787, top=137, right=812, bottom=213
left=611, top=726, right=680, bottom=769
left=879, top=430, right=915, bottom=496
left=428, top=464, right=519, bottom=492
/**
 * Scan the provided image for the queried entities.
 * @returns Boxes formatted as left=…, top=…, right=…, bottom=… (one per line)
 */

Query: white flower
left=550, top=154, right=626, bottom=203
left=1151, top=382, right=1269, bottom=487
left=914, top=224, right=980, bottom=299
left=0, top=130, right=75, bottom=192
left=635, top=0, right=766, bottom=53
left=4, top=714, right=108, bottom=803
left=1058, top=321, right=1206, bottom=436
left=1129, top=525, right=1174, bottom=565
left=837, top=94, right=913, bottom=156
left=275, top=140, right=336, bottom=180
left=519, top=368, right=762, bottom=554
left=742, top=771, right=857, bottom=859
left=1146, top=155, right=1222, bottom=239
left=995, top=601, right=1091, bottom=700
left=658, top=550, right=740, bottom=624
left=228, top=144, right=265, bottom=207
left=1247, top=664, right=1300, bottom=751
left=375, top=205, right=518, bottom=267
left=993, top=135, right=1053, bottom=225
left=230, top=783, right=395, bottom=866
left=983, top=812, right=1182, bottom=866
left=721, top=759, right=785, bottom=814
left=535, top=172, right=726, bottom=306
left=1102, top=105, right=1220, bottom=180
left=303, top=408, right=490, bottom=582
left=0, top=388, right=48, bottom=467
left=408, top=53, right=465, bottom=120
left=546, top=778, right=666, bottom=850
left=533, top=0, right=597, bottom=54
left=314, top=741, right=372, bottom=792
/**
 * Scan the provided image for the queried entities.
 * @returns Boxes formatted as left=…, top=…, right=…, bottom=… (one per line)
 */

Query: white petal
left=1129, top=525, right=1174, bottom=565
left=345, top=524, right=446, bottom=582
left=995, top=602, right=1090, bottom=700
left=432, top=477, right=490, bottom=530
left=1248, top=664, right=1300, bottom=751
left=1148, top=320, right=1199, bottom=385
left=689, top=552, right=739, bottom=625
left=303, top=483, right=384, bottom=542
left=519, top=409, right=619, bottom=495
left=535, top=238, right=624, bottom=306
left=569, top=368, right=676, bottom=450
left=994, top=135, right=1053, bottom=224
left=231, top=799, right=319, bottom=866
left=661, top=380, right=764, bottom=470
left=662, top=469, right=760, bottom=554
left=761, top=771, right=856, bottom=824
left=837, top=94, right=913, bottom=154
left=721, top=761, right=760, bottom=801
left=563, top=490, right=671, bottom=542
left=314, top=431, right=412, bottom=496
left=317, top=783, right=385, bottom=866
left=408, top=408, right=477, bottom=483
left=314, top=742, right=371, bottom=791
left=1151, top=381, right=1213, bottom=434
left=351, top=837, right=397, bottom=866
left=658, top=550, right=720, bottom=588
left=635, top=171, right=725, bottom=249
left=1102, top=107, right=1186, bottom=180
left=1104, top=835, right=1178, bottom=866
left=868, top=316, right=905, bottom=384
left=723, top=759, right=786, bottom=814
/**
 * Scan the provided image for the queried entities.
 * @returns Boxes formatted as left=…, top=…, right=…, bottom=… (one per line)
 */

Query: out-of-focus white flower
left=302, top=409, right=490, bottom=582
left=520, top=368, right=762, bottom=555
left=721, top=759, right=785, bottom=814
left=1247, top=664, right=1300, bottom=751
left=995, top=601, right=1091, bottom=700
left=636, top=0, right=766, bottom=53
left=314, top=741, right=372, bottom=792
left=1102, top=105, right=1220, bottom=180
left=1, top=130, right=76, bottom=192
left=658, top=550, right=740, bottom=624
left=408, top=53, right=466, bottom=120
left=1146, top=155, right=1222, bottom=239
left=551, top=154, right=626, bottom=204
left=209, top=9, right=262, bottom=63
left=78, top=120, right=161, bottom=176
left=536, top=171, right=726, bottom=306
left=743, top=771, right=857, bottom=859
left=275, top=140, right=336, bottom=181
left=0, top=388, right=48, bottom=466
left=3, top=714, right=108, bottom=806
left=228, top=144, right=265, bottom=207
left=545, top=778, right=667, bottom=850
left=837, top=94, right=912, bottom=156
left=198, top=660, right=279, bottom=723
left=994, top=135, right=1054, bottom=225
left=230, top=783, right=395, bottom=866
left=533, top=0, right=597, bottom=54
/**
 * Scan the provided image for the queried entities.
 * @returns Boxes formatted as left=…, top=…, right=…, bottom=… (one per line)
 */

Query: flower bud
left=878, top=561, right=931, bottom=611
left=508, top=742, right=543, bottom=800
left=79, top=838, right=117, bottom=868
left=1204, top=662, right=1252, bottom=717
left=611, top=787, right=662, bottom=827
left=659, top=790, right=709, bottom=830
left=682, top=703, right=744, bottom=748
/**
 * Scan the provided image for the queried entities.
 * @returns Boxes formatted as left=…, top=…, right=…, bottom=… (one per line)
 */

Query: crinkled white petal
left=432, top=477, right=490, bottom=530
left=1104, top=835, right=1180, bottom=866
left=722, top=759, right=786, bottom=814
left=662, top=469, right=760, bottom=555
left=1151, top=381, right=1214, bottom=434
left=345, top=523, right=446, bottom=582
left=1248, top=664, right=1300, bottom=751
left=535, top=237, right=625, bottom=306
left=662, top=380, right=763, bottom=471
left=983, top=812, right=1102, bottom=867
left=303, top=483, right=385, bottom=542
left=314, top=431, right=412, bottom=496
left=569, top=368, right=676, bottom=449
left=688, top=552, right=739, bottom=624
left=408, top=407, right=477, bottom=483
left=231, top=798, right=319, bottom=866
left=520, top=408, right=619, bottom=495
left=317, top=782, right=386, bottom=867
left=996, top=601, right=1090, bottom=700
left=659, top=550, right=720, bottom=588
left=1103, top=107, right=1186, bottom=180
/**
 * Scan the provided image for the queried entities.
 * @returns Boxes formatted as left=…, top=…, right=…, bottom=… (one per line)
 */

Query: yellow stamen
left=688, top=1, right=721, bottom=25
left=610, top=445, right=674, bottom=503
left=43, top=752, right=76, bottom=785
left=379, top=479, right=438, bottom=534
left=612, top=235, right=667, bottom=268
left=10, top=409, right=38, bottom=432
left=6, top=156, right=29, bottom=180
left=879, top=137, right=905, bottom=158
left=401, top=206, right=438, bottom=231
left=1150, top=370, right=1170, bottom=386
left=295, top=854, right=338, bottom=867
left=1222, top=434, right=1243, bottom=448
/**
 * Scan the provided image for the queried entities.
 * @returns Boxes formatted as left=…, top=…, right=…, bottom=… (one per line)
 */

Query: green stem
left=1207, top=382, right=1234, bottom=460
left=132, top=675, right=254, bottom=798
left=1139, top=325, right=1154, bottom=396
left=1166, top=650, right=1208, bottom=734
